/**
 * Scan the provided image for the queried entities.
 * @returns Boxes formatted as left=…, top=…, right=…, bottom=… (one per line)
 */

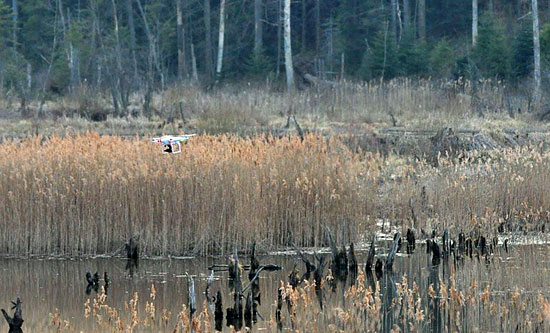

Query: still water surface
left=0, top=243, right=548, bottom=332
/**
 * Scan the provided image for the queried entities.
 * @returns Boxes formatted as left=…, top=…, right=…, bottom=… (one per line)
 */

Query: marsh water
left=1, top=241, right=550, bottom=332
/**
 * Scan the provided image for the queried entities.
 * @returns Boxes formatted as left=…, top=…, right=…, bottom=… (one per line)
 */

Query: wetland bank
left=2, top=131, right=550, bottom=331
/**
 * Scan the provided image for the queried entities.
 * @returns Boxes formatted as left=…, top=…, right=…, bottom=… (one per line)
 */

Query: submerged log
left=2, top=298, right=23, bottom=333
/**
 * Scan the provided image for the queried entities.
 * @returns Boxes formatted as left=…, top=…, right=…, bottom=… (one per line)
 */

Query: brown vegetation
left=1, top=131, right=550, bottom=256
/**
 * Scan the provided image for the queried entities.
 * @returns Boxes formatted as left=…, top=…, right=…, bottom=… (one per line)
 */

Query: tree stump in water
left=385, top=232, right=401, bottom=271
left=2, top=298, right=23, bottom=333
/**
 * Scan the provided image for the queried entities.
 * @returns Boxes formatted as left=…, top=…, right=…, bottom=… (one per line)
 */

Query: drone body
left=151, top=134, right=196, bottom=153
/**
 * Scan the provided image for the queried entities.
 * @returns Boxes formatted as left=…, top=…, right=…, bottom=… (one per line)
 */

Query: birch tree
left=532, top=0, right=541, bottom=111
left=177, top=0, right=186, bottom=81
left=472, top=0, right=478, bottom=45
left=215, top=0, right=226, bottom=80
left=284, top=0, right=294, bottom=92
left=391, top=0, right=397, bottom=42
left=203, top=0, right=213, bottom=80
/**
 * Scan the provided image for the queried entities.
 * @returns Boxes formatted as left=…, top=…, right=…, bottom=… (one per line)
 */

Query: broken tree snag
left=458, top=232, right=466, bottom=253
left=374, top=258, right=383, bottom=279
left=294, top=245, right=315, bottom=281
left=325, top=227, right=348, bottom=277
left=2, top=298, right=23, bottom=333
left=426, top=239, right=433, bottom=254
left=244, top=292, right=252, bottom=328
left=85, top=271, right=100, bottom=295
left=226, top=246, right=243, bottom=330
left=276, top=288, right=283, bottom=330
left=406, top=228, right=416, bottom=254
left=431, top=241, right=441, bottom=266
left=442, top=229, right=449, bottom=256
left=313, top=254, right=325, bottom=288
left=365, top=236, right=376, bottom=271
left=385, top=232, right=401, bottom=272
left=204, top=269, right=214, bottom=304
left=348, top=242, right=358, bottom=280
left=289, top=264, right=300, bottom=289
left=214, top=291, right=223, bottom=332
left=292, top=116, right=304, bottom=142
left=125, top=237, right=139, bottom=260
left=248, top=242, right=260, bottom=282
left=186, top=273, right=196, bottom=319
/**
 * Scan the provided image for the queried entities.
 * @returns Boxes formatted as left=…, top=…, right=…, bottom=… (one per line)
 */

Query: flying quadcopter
left=151, top=134, right=196, bottom=154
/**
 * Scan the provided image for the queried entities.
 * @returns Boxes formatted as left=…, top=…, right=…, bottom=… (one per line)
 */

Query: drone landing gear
left=163, top=142, right=181, bottom=154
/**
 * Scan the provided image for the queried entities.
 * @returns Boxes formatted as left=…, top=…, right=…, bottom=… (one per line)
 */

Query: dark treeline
left=1, top=0, right=550, bottom=113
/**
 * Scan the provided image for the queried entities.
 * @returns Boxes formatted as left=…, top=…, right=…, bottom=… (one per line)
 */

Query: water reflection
left=0, top=244, right=549, bottom=331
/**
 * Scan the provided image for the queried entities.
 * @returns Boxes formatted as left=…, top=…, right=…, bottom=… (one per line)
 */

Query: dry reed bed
left=1, top=133, right=550, bottom=256
left=0, top=133, right=378, bottom=255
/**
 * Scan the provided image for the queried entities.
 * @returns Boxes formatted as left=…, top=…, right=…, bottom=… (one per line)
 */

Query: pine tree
left=364, top=27, right=398, bottom=80
left=397, top=34, right=428, bottom=77
left=473, top=15, right=510, bottom=79
left=512, top=22, right=533, bottom=79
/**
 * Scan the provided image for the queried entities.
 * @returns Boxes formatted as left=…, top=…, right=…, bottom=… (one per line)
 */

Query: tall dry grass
left=1, top=78, right=542, bottom=138
left=0, top=133, right=379, bottom=256
left=2, top=133, right=550, bottom=256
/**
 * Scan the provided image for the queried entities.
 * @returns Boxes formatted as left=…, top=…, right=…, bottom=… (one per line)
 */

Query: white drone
left=151, top=134, right=196, bottom=154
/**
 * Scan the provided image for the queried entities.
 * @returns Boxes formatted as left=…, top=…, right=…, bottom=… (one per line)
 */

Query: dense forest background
left=1, top=0, right=550, bottom=118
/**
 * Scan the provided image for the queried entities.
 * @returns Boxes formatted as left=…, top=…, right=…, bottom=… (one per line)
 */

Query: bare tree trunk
left=67, top=9, right=81, bottom=91
left=203, top=0, right=214, bottom=80
left=276, top=0, right=282, bottom=78
left=191, top=41, right=199, bottom=82
left=38, top=8, right=59, bottom=118
left=533, top=0, right=541, bottom=112
left=0, top=61, right=4, bottom=96
left=403, top=0, right=410, bottom=36
left=254, top=0, right=263, bottom=56
left=177, top=0, right=186, bottom=81
left=391, top=0, right=397, bottom=42
left=11, top=0, right=17, bottom=47
left=126, top=0, right=138, bottom=83
left=215, top=0, right=226, bottom=81
left=26, top=63, right=31, bottom=95
left=136, top=0, right=165, bottom=89
left=284, top=0, right=295, bottom=92
left=418, top=0, right=426, bottom=42
left=315, top=0, right=320, bottom=53
left=111, top=0, right=128, bottom=113
left=301, top=0, right=306, bottom=53
left=472, top=0, right=478, bottom=45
